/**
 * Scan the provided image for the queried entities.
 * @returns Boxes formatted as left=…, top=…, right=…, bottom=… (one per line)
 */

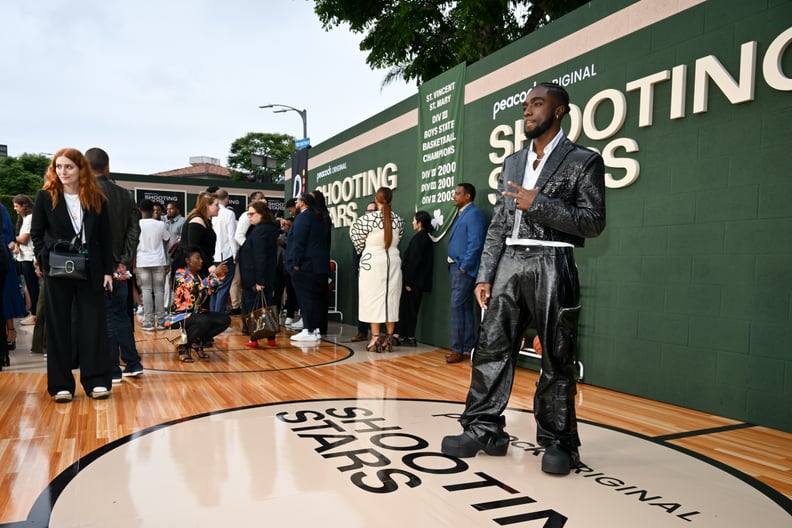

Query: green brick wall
left=307, top=0, right=792, bottom=432
left=571, top=0, right=792, bottom=431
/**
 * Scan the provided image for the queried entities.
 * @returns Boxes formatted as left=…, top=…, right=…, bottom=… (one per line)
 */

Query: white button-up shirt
left=213, top=203, right=239, bottom=261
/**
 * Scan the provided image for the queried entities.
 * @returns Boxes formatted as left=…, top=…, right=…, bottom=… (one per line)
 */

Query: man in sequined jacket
left=442, top=82, right=606, bottom=475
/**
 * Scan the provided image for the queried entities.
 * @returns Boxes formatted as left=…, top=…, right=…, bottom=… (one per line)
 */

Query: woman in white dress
left=349, top=187, right=404, bottom=352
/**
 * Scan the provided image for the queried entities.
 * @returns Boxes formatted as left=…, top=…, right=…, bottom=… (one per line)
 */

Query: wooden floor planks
left=0, top=319, right=789, bottom=524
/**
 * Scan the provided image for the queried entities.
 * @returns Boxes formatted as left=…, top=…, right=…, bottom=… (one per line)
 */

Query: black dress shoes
left=541, top=444, right=581, bottom=475
left=441, top=430, right=510, bottom=458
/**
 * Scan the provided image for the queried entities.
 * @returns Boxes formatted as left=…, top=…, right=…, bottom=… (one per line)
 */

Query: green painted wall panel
left=751, top=321, right=792, bottom=361
left=725, top=219, right=792, bottom=254
left=759, top=183, right=792, bottom=218
left=721, top=285, right=789, bottom=322
left=645, top=194, right=696, bottom=226
left=688, top=316, right=750, bottom=353
left=617, top=283, right=666, bottom=313
left=619, top=226, right=670, bottom=255
left=747, top=355, right=787, bottom=392
left=304, top=0, right=792, bottom=431
left=688, top=381, right=747, bottom=418
left=593, top=307, right=638, bottom=338
left=669, top=157, right=731, bottom=193
left=595, top=255, right=643, bottom=283
left=716, top=350, right=750, bottom=386
left=642, top=257, right=693, bottom=284
left=637, top=312, right=691, bottom=345
left=755, top=255, right=792, bottom=288
left=695, top=186, right=759, bottom=223
left=666, top=284, right=722, bottom=315
left=667, top=223, right=725, bottom=254
left=692, top=254, right=755, bottom=285
left=746, top=389, right=792, bottom=430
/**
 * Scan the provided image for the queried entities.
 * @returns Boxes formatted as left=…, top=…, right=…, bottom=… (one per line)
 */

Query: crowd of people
left=1, top=160, right=464, bottom=383
left=2, top=83, right=602, bottom=481
left=1, top=145, right=445, bottom=393
left=0, top=149, right=283, bottom=391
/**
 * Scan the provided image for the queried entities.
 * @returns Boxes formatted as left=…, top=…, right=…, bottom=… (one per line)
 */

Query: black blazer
left=402, top=229, right=434, bottom=292
left=478, top=138, right=606, bottom=284
left=238, top=222, right=278, bottom=289
left=30, top=189, right=114, bottom=289
left=285, top=209, right=330, bottom=274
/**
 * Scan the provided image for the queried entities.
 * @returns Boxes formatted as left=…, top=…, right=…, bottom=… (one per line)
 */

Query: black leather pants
left=460, top=246, right=581, bottom=451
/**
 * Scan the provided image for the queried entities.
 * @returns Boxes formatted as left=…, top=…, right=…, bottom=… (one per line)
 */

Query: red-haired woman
left=349, top=187, right=404, bottom=352
left=30, top=148, right=114, bottom=402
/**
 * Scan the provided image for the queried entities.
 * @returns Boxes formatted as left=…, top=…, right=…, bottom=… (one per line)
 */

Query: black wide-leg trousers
left=461, top=246, right=582, bottom=451
left=45, top=276, right=111, bottom=396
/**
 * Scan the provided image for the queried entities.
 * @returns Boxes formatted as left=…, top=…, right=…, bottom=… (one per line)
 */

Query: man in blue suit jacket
left=446, top=183, right=486, bottom=363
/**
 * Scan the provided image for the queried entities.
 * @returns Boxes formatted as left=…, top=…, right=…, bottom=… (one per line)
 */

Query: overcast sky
left=1, top=0, right=417, bottom=174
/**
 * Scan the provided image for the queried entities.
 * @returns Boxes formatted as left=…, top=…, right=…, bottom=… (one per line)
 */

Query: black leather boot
left=541, top=444, right=581, bottom=475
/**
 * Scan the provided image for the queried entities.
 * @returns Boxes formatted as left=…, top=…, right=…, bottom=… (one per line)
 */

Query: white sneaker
left=90, top=386, right=110, bottom=400
left=290, top=318, right=304, bottom=330
left=20, top=314, right=37, bottom=325
left=54, top=391, right=73, bottom=403
left=285, top=317, right=294, bottom=326
left=290, top=329, right=319, bottom=342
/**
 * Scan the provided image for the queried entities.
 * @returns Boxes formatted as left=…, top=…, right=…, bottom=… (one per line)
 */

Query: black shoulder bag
left=49, top=224, right=89, bottom=280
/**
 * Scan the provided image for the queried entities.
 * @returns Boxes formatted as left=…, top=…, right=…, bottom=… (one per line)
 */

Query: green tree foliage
left=314, top=0, right=590, bottom=85
left=0, top=153, right=49, bottom=197
left=227, top=132, right=296, bottom=184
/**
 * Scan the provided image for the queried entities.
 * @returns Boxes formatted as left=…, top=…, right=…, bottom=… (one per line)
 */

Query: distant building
left=154, top=156, right=231, bottom=180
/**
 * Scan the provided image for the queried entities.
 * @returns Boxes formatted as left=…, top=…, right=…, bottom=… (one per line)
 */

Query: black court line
left=652, top=422, right=756, bottom=442
left=136, top=339, right=355, bottom=374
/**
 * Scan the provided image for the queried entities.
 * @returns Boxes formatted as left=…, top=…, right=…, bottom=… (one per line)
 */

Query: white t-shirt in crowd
left=136, top=218, right=170, bottom=267
left=17, top=214, right=35, bottom=262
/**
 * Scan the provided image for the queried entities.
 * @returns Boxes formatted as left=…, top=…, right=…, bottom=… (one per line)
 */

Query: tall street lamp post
left=259, top=103, right=308, bottom=144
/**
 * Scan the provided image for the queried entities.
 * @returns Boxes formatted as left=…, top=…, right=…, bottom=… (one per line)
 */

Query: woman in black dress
left=177, top=192, right=220, bottom=313
left=179, top=191, right=219, bottom=275
left=394, top=211, right=434, bottom=346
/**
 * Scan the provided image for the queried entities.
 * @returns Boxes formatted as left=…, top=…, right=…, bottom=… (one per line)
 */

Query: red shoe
left=267, top=338, right=277, bottom=347
left=244, top=340, right=259, bottom=348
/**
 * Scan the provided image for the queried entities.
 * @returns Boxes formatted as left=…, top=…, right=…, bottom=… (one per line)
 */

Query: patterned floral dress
left=166, top=268, right=221, bottom=326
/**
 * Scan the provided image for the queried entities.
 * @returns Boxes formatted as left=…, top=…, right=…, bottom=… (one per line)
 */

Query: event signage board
left=415, top=62, right=466, bottom=239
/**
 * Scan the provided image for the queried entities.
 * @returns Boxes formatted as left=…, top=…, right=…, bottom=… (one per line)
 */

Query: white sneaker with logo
left=290, top=329, right=319, bottom=342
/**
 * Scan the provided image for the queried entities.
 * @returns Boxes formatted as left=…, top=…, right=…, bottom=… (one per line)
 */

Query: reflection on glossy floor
left=0, top=315, right=790, bottom=527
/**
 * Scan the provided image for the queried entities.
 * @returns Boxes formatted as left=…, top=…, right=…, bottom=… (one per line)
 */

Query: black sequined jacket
left=477, top=138, right=606, bottom=285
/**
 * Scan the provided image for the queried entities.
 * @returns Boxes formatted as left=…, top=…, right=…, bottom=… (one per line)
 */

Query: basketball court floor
left=0, top=315, right=790, bottom=527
